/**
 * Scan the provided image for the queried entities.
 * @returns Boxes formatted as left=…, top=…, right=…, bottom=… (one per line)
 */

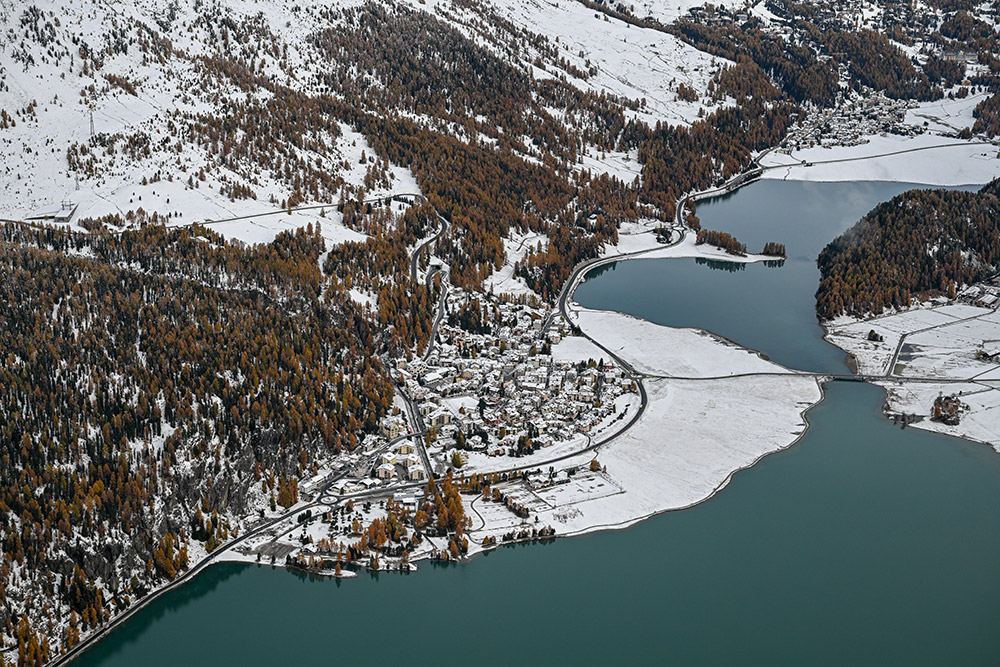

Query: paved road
left=422, top=263, right=449, bottom=364
left=402, top=208, right=454, bottom=480
left=409, top=210, right=448, bottom=285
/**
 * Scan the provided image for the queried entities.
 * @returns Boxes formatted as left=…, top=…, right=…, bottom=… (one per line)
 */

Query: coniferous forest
left=816, top=181, right=1000, bottom=320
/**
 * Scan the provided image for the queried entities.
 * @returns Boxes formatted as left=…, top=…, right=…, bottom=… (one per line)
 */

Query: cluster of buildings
left=959, top=279, right=1000, bottom=309
left=779, top=93, right=919, bottom=153
left=392, top=290, right=635, bottom=468
left=932, top=393, right=967, bottom=425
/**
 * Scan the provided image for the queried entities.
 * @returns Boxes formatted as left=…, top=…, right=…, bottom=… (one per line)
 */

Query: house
left=407, top=465, right=426, bottom=481
left=376, top=463, right=397, bottom=480
left=981, top=342, right=1000, bottom=361
left=942, top=49, right=978, bottom=64
left=399, top=453, right=421, bottom=468
left=26, top=200, right=78, bottom=223
left=380, top=417, right=406, bottom=439
left=398, top=442, right=415, bottom=455
left=380, top=452, right=397, bottom=466
left=428, top=409, right=452, bottom=427
left=393, top=492, right=420, bottom=511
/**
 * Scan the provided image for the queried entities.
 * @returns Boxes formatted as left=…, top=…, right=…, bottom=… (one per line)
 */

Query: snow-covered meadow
left=826, top=302, right=1000, bottom=450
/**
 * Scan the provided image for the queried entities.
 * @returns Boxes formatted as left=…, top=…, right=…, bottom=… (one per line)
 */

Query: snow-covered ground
left=904, top=93, right=989, bottom=135
left=631, top=0, right=746, bottom=26
left=761, top=134, right=1000, bottom=186
left=826, top=303, right=997, bottom=377
left=876, top=379, right=1000, bottom=451
left=1, top=0, right=727, bottom=247
left=573, top=308, right=786, bottom=378
left=550, top=333, right=607, bottom=365
left=602, top=224, right=772, bottom=262
left=481, top=0, right=732, bottom=125
left=825, top=302, right=1000, bottom=449
left=578, top=148, right=643, bottom=183
left=482, top=228, right=548, bottom=297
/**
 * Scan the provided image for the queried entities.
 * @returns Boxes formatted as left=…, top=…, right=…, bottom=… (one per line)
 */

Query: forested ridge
left=816, top=181, right=1000, bottom=320
left=0, top=221, right=407, bottom=662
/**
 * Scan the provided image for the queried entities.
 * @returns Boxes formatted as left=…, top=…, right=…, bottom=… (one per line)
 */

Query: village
left=778, top=93, right=922, bottom=153
left=221, top=285, right=643, bottom=576
left=388, top=288, right=639, bottom=474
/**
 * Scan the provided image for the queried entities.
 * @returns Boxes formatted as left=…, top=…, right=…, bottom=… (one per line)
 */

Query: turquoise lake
left=576, top=180, right=979, bottom=373
left=75, top=180, right=1000, bottom=667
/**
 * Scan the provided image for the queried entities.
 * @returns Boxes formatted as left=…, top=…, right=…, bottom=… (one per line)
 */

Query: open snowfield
left=551, top=333, right=608, bottom=365
left=571, top=307, right=789, bottom=378
left=761, top=134, right=1000, bottom=186
left=826, top=301, right=1000, bottom=448
left=904, top=93, right=989, bottom=135
left=826, top=303, right=997, bottom=378
left=877, top=380, right=1000, bottom=451
left=475, top=0, right=732, bottom=125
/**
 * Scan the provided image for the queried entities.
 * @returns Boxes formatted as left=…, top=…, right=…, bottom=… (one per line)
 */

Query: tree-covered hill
left=816, top=181, right=1000, bottom=320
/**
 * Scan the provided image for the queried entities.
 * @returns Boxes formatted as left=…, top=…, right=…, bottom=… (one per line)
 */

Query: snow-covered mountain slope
left=0, top=0, right=726, bottom=242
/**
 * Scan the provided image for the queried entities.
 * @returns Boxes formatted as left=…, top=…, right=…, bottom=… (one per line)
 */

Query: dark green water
left=76, top=181, right=1000, bottom=666
left=576, top=180, right=979, bottom=373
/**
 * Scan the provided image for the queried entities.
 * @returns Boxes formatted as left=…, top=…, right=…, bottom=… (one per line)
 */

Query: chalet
left=981, top=342, right=1000, bottom=361
left=428, top=409, right=452, bottom=427
left=407, top=465, right=426, bottom=481
left=380, top=417, right=406, bottom=439
left=376, top=463, right=397, bottom=480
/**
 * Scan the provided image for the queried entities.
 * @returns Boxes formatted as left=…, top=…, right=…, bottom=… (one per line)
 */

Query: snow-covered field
left=825, top=302, right=1000, bottom=449
left=876, top=379, right=1000, bottom=451
left=550, top=333, right=607, bottom=365
left=826, top=303, right=997, bottom=378
left=904, top=93, right=989, bottom=135
left=573, top=308, right=785, bottom=378
left=483, top=0, right=731, bottom=125
left=761, top=134, right=1000, bottom=186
